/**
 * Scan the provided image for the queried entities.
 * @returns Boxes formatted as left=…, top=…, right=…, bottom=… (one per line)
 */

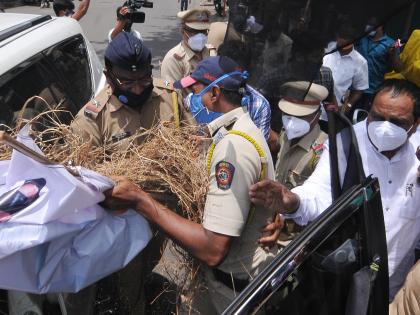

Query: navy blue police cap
left=105, top=32, right=151, bottom=72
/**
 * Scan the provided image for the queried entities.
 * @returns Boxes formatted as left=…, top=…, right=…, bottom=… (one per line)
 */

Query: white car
left=0, top=13, right=105, bottom=127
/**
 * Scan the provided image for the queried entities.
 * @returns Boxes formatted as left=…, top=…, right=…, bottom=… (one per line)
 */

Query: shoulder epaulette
left=173, top=52, right=185, bottom=61
left=83, top=87, right=112, bottom=119
left=153, top=78, right=175, bottom=91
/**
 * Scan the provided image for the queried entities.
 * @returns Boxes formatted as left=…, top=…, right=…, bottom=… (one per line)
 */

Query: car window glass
left=261, top=215, right=361, bottom=315
left=0, top=35, right=92, bottom=129
left=226, top=180, right=387, bottom=315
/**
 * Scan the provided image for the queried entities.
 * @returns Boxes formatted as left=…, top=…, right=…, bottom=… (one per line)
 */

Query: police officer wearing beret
left=72, top=32, right=187, bottom=147
left=69, top=33, right=187, bottom=314
left=161, top=9, right=211, bottom=87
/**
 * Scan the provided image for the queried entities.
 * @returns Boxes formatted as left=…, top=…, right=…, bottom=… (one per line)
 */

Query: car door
left=223, top=176, right=388, bottom=315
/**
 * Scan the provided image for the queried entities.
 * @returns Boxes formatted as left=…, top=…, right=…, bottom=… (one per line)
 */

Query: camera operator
left=53, top=0, right=90, bottom=21
left=109, top=6, right=143, bottom=43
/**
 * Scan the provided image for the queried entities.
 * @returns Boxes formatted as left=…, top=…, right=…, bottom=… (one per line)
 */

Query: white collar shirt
left=322, top=48, right=369, bottom=106
left=290, top=120, right=420, bottom=299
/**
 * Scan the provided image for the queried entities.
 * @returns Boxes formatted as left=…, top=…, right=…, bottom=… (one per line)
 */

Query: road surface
left=6, top=0, right=221, bottom=75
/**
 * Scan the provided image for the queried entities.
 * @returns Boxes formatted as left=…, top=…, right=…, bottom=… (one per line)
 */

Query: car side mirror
left=353, top=109, right=369, bottom=124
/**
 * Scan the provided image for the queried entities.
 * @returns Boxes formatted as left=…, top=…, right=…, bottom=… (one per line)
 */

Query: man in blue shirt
left=217, top=41, right=272, bottom=142
left=356, top=16, right=404, bottom=109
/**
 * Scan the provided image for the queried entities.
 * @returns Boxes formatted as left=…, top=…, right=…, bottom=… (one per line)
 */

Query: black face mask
left=113, top=84, right=154, bottom=108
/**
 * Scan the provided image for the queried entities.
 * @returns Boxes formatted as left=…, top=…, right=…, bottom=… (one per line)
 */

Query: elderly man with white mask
left=250, top=79, right=420, bottom=301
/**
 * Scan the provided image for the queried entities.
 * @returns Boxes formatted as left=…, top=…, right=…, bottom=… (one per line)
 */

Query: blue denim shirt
left=356, top=35, right=398, bottom=94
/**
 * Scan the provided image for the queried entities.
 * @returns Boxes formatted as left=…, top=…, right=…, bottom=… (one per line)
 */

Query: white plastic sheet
left=0, top=126, right=152, bottom=293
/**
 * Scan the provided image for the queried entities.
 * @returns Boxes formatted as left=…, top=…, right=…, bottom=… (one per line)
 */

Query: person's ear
left=210, top=85, right=221, bottom=102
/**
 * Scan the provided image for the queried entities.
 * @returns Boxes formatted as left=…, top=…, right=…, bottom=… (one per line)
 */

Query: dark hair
left=220, top=88, right=244, bottom=106
left=336, top=24, right=357, bottom=41
left=104, top=57, right=113, bottom=71
left=116, top=6, right=124, bottom=19
left=291, top=30, right=327, bottom=56
left=367, top=16, right=386, bottom=31
left=218, top=40, right=251, bottom=69
left=53, top=0, right=74, bottom=16
left=375, top=79, right=420, bottom=119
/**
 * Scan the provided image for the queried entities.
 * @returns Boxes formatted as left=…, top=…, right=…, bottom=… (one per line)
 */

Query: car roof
left=0, top=13, right=41, bottom=31
left=0, top=13, right=85, bottom=76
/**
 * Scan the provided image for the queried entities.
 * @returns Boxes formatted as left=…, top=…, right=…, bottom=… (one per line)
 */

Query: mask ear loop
left=195, top=71, right=247, bottom=114
left=406, top=124, right=414, bottom=134
left=308, top=108, right=321, bottom=125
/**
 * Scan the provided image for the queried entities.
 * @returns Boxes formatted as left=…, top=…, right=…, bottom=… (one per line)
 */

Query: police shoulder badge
left=215, top=161, right=235, bottom=190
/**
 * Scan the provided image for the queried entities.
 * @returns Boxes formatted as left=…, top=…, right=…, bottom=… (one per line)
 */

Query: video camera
left=124, top=0, right=153, bottom=23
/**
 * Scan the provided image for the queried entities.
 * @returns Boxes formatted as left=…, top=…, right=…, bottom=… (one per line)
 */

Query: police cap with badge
left=177, top=9, right=211, bottom=31
left=105, top=32, right=151, bottom=73
left=84, top=32, right=152, bottom=118
left=278, top=81, right=328, bottom=140
left=278, top=81, right=328, bottom=116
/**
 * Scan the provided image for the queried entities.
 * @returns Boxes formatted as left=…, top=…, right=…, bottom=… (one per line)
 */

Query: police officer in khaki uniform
left=104, top=56, right=280, bottom=314
left=207, top=21, right=228, bottom=56
left=72, top=32, right=186, bottom=147
left=276, top=81, right=328, bottom=189
left=389, top=260, right=420, bottom=315
left=275, top=81, right=328, bottom=245
left=160, top=9, right=211, bottom=83
left=69, top=33, right=184, bottom=315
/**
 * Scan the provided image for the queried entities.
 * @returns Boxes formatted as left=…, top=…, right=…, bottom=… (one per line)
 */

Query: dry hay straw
left=0, top=98, right=209, bottom=311
left=0, top=97, right=209, bottom=222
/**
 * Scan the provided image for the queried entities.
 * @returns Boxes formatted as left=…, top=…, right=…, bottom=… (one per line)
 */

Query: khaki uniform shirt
left=71, top=79, right=186, bottom=147
left=275, top=125, right=328, bottom=189
left=202, top=107, right=277, bottom=313
left=160, top=41, right=210, bottom=82
left=203, top=107, right=278, bottom=278
left=389, top=260, right=420, bottom=315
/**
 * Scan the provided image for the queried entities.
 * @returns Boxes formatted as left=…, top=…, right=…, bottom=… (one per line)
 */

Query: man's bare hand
left=249, top=180, right=300, bottom=214
left=258, top=213, right=284, bottom=248
left=119, top=6, right=130, bottom=17
left=103, top=176, right=145, bottom=211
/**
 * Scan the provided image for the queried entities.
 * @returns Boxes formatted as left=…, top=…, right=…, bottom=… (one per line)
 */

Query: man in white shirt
left=249, top=79, right=420, bottom=300
left=323, top=25, right=369, bottom=114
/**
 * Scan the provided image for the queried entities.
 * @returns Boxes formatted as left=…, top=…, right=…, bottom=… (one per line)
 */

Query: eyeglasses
left=184, top=27, right=208, bottom=36
left=110, top=71, right=153, bottom=89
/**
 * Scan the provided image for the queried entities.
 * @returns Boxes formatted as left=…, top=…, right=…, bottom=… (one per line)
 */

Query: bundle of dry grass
left=0, top=103, right=210, bottom=311
left=0, top=104, right=209, bottom=222
left=0, top=100, right=213, bottom=314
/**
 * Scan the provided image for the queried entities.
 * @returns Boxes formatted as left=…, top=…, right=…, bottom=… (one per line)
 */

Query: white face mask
left=282, top=115, right=311, bottom=140
left=365, top=25, right=376, bottom=37
left=367, top=121, right=411, bottom=152
left=188, top=33, right=208, bottom=52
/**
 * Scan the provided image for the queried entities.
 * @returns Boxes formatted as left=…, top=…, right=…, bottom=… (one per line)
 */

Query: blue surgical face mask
left=186, top=71, right=249, bottom=125
left=185, top=93, right=222, bottom=125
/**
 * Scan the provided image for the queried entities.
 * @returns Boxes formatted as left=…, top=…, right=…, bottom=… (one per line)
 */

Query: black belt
left=212, top=269, right=250, bottom=292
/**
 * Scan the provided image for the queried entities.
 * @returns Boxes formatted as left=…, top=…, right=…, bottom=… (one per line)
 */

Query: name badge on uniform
left=213, top=127, right=229, bottom=146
